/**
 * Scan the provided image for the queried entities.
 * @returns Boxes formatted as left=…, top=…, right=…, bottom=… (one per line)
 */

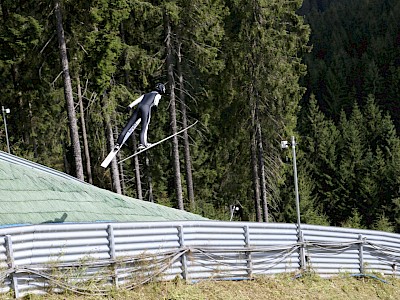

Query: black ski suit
left=116, top=90, right=161, bottom=147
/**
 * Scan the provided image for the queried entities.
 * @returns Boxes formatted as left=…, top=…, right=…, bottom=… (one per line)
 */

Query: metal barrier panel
left=357, top=230, right=400, bottom=276
left=248, top=223, right=299, bottom=275
left=0, top=235, right=11, bottom=294
left=1, top=224, right=113, bottom=296
left=11, top=226, right=110, bottom=265
left=301, top=225, right=361, bottom=276
left=112, top=223, right=183, bottom=286
left=183, top=222, right=248, bottom=281
left=302, top=225, right=400, bottom=277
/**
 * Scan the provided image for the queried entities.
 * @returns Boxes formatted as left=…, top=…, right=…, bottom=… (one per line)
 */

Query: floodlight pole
left=2, top=106, right=10, bottom=153
left=282, top=136, right=305, bottom=270
left=291, top=136, right=301, bottom=232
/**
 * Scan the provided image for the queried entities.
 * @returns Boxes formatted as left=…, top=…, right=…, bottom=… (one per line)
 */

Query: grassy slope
left=8, top=274, right=400, bottom=300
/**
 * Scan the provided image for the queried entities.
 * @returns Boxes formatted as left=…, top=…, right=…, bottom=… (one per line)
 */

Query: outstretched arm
left=128, top=95, right=144, bottom=109
left=154, top=94, right=161, bottom=107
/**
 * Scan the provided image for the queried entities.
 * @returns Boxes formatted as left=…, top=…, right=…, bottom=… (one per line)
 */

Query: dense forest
left=0, top=0, right=399, bottom=232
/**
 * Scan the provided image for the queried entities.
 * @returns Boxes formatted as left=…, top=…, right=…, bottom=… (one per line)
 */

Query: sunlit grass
left=5, top=273, right=399, bottom=300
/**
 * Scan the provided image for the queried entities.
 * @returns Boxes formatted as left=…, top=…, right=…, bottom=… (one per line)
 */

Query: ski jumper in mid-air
left=114, top=83, right=166, bottom=151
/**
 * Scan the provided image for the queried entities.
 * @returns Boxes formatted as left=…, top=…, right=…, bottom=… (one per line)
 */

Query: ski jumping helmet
left=155, top=83, right=166, bottom=94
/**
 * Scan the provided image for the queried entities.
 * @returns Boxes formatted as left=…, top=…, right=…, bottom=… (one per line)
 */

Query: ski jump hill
left=0, top=151, right=206, bottom=227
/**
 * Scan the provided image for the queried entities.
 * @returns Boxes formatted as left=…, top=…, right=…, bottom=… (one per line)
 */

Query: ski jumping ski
left=101, top=119, right=141, bottom=168
left=118, top=120, right=198, bottom=165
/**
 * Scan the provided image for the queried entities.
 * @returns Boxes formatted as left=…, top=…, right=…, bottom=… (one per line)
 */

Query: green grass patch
left=3, top=274, right=400, bottom=300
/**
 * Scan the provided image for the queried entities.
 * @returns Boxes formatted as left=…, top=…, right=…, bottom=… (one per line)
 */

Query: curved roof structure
left=0, top=152, right=206, bottom=227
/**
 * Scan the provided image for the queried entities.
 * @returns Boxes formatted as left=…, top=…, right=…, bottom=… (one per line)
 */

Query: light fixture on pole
left=229, top=204, right=243, bottom=221
left=281, top=136, right=305, bottom=270
left=281, top=136, right=301, bottom=230
left=2, top=106, right=10, bottom=153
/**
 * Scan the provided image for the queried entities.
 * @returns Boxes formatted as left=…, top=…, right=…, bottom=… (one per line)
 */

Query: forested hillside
left=0, top=0, right=399, bottom=232
left=298, top=0, right=400, bottom=231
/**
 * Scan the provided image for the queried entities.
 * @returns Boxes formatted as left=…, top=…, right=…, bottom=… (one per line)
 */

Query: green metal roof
left=0, top=152, right=207, bottom=227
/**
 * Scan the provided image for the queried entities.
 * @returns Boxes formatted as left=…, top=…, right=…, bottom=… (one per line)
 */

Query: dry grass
left=3, top=273, right=400, bottom=300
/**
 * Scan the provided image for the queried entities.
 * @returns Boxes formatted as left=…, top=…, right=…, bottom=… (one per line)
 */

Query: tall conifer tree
left=222, top=0, right=310, bottom=221
left=54, top=0, right=84, bottom=180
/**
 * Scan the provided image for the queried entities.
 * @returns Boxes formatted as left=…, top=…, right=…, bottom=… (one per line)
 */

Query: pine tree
left=361, top=95, right=400, bottom=229
left=300, top=94, right=400, bottom=230
left=163, top=4, right=184, bottom=210
left=54, top=0, right=84, bottom=180
left=298, top=95, right=340, bottom=224
left=336, top=104, right=365, bottom=223
left=75, top=74, right=93, bottom=183
left=302, top=0, right=400, bottom=131
left=173, top=0, right=226, bottom=212
left=342, top=209, right=366, bottom=229
left=221, top=0, right=310, bottom=221
left=0, top=0, right=45, bottom=157
left=372, top=214, right=395, bottom=233
left=115, top=1, right=164, bottom=200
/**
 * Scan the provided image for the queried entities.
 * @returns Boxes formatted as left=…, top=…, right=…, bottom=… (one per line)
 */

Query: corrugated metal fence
left=1, top=221, right=400, bottom=298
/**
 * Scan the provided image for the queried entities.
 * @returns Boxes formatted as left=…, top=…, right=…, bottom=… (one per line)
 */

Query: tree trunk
left=101, top=90, right=121, bottom=194
left=0, top=1, right=9, bottom=20
left=28, top=100, right=38, bottom=158
left=145, top=155, right=154, bottom=202
left=251, top=132, right=262, bottom=222
left=164, top=9, right=184, bottom=210
left=177, top=41, right=195, bottom=211
left=250, top=94, right=262, bottom=222
left=120, top=21, right=143, bottom=197
left=115, top=125, right=126, bottom=194
left=131, top=136, right=143, bottom=199
left=105, top=117, right=121, bottom=194
left=256, top=110, right=269, bottom=222
left=76, top=74, right=93, bottom=184
left=54, top=0, right=84, bottom=180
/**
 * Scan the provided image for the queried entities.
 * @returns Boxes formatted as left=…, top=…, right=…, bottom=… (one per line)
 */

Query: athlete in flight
left=114, top=83, right=166, bottom=151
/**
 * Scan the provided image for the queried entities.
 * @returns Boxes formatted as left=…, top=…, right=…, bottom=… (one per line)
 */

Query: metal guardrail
left=0, top=221, right=399, bottom=298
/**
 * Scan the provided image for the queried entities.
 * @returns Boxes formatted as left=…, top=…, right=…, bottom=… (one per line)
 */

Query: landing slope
left=0, top=152, right=206, bottom=227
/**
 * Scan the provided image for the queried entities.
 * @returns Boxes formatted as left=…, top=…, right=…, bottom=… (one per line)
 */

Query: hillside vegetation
left=4, top=274, right=399, bottom=300
left=1, top=0, right=399, bottom=230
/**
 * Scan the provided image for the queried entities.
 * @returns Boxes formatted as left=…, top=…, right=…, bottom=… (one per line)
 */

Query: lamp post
left=291, top=136, right=301, bottom=231
left=2, top=106, right=10, bottom=153
left=281, top=136, right=301, bottom=229
left=281, top=136, right=305, bottom=270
